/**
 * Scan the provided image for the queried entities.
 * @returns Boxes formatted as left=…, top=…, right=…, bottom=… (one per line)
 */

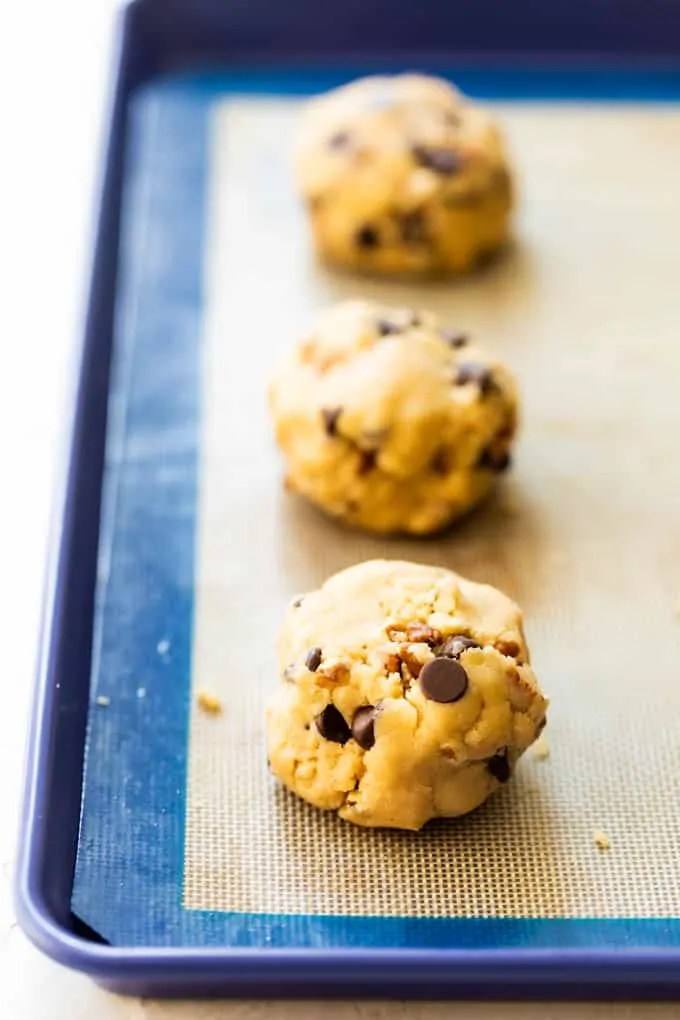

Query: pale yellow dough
left=267, top=560, right=547, bottom=830
left=269, top=299, right=518, bottom=535
left=295, top=73, right=514, bottom=275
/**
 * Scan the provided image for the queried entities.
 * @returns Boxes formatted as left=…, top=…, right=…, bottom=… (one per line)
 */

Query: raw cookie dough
left=269, top=299, right=518, bottom=535
left=295, top=73, right=514, bottom=275
left=267, top=560, right=547, bottom=830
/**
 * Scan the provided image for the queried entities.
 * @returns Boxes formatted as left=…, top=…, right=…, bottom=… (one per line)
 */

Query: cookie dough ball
left=295, top=73, right=514, bottom=275
left=267, top=560, right=547, bottom=830
left=269, top=299, right=518, bottom=535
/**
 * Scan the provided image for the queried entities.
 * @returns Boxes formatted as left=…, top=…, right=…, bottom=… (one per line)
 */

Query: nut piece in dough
left=267, top=560, right=547, bottom=830
left=295, top=73, right=514, bottom=276
left=269, top=299, right=518, bottom=535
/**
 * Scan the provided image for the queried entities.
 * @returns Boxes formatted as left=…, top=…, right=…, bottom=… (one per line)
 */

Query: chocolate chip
left=315, top=704, right=351, bottom=744
left=292, top=596, right=305, bottom=608
left=487, top=750, right=511, bottom=783
left=497, top=419, right=516, bottom=441
left=439, top=635, right=481, bottom=658
left=321, top=406, right=342, bottom=436
left=412, top=145, right=461, bottom=175
left=405, top=622, right=441, bottom=645
left=474, top=246, right=499, bottom=270
left=305, top=647, right=323, bottom=672
left=495, top=639, right=521, bottom=658
left=478, top=447, right=512, bottom=472
left=328, top=131, right=350, bottom=149
left=377, top=319, right=401, bottom=336
left=351, top=705, right=378, bottom=750
left=455, top=362, right=494, bottom=396
left=430, top=447, right=450, bottom=475
left=442, top=329, right=468, bottom=349
left=356, top=224, right=380, bottom=249
left=419, top=657, right=468, bottom=703
left=399, top=210, right=427, bottom=245
left=358, top=449, right=377, bottom=475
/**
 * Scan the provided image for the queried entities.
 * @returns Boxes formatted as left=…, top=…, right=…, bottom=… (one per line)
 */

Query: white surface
left=0, top=2, right=677, bottom=1016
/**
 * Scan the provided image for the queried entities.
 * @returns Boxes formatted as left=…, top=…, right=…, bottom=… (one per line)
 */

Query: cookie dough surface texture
left=267, top=560, right=547, bottom=830
left=295, top=73, right=514, bottom=275
left=269, top=299, right=518, bottom=535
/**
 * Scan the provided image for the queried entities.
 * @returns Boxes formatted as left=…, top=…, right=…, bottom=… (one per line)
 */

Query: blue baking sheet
left=72, top=68, right=680, bottom=948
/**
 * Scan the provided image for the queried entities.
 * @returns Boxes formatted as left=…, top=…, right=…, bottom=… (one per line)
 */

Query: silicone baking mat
left=72, top=72, right=680, bottom=948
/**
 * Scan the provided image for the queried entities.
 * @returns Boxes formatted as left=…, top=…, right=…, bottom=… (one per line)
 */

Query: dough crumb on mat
left=270, top=299, right=518, bottom=535
left=531, top=735, right=550, bottom=761
left=95, top=695, right=111, bottom=707
left=295, top=73, right=514, bottom=276
left=594, top=830, right=611, bottom=851
left=197, top=689, right=223, bottom=715
left=267, top=559, right=547, bottom=830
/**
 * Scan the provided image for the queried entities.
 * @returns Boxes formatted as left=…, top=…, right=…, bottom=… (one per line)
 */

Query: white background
left=0, top=2, right=675, bottom=1016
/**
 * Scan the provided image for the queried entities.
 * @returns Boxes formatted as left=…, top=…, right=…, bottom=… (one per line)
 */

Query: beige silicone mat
left=183, top=99, right=680, bottom=919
